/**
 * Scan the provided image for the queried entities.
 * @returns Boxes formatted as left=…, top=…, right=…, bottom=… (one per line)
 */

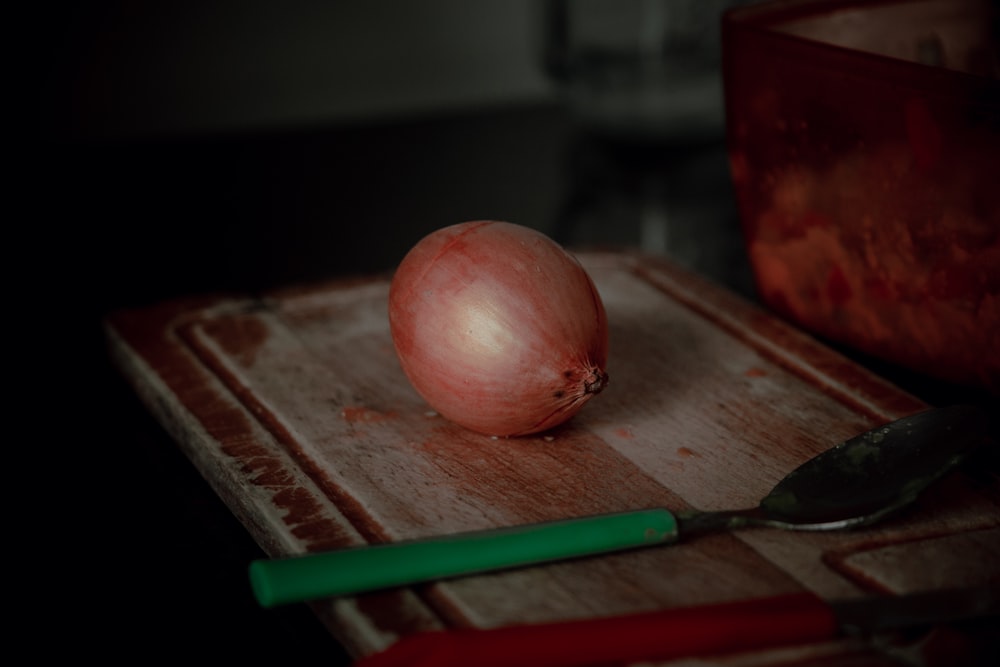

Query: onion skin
left=388, top=221, right=609, bottom=437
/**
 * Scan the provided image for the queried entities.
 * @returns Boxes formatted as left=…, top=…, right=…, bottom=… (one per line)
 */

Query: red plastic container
left=722, top=0, right=999, bottom=391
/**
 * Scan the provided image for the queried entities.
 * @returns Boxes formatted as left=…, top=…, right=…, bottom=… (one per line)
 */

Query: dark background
left=31, top=1, right=995, bottom=663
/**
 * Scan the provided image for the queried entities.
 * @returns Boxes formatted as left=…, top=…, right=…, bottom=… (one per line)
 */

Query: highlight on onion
left=388, top=221, right=609, bottom=437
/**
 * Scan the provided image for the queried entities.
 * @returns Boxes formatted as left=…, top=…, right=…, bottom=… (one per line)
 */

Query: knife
left=351, top=585, right=1000, bottom=667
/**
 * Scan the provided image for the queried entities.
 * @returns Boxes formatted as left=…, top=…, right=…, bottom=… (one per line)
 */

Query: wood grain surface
left=104, top=251, right=999, bottom=665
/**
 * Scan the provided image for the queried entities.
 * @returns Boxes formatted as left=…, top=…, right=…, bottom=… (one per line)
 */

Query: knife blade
left=352, top=585, right=1000, bottom=667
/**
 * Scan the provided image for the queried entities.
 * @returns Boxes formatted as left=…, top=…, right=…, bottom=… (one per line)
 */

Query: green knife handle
left=249, top=508, right=679, bottom=607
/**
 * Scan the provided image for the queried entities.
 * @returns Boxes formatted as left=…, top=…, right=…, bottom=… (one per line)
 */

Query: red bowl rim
left=722, top=0, right=998, bottom=100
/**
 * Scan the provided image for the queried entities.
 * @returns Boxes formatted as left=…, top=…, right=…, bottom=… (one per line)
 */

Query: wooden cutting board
left=104, top=251, right=999, bottom=665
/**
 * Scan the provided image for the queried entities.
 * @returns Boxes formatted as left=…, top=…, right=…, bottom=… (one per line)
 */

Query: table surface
left=48, top=103, right=998, bottom=663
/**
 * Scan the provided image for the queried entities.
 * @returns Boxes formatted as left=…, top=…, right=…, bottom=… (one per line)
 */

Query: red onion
left=388, top=221, right=609, bottom=437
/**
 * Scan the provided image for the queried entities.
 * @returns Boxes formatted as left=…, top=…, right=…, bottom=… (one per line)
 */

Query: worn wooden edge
left=102, top=253, right=931, bottom=662
left=102, top=294, right=448, bottom=657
